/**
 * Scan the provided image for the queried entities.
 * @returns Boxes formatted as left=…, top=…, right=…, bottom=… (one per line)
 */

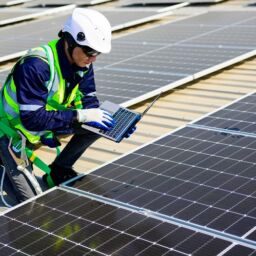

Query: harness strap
left=0, top=96, right=19, bottom=140
left=0, top=122, right=57, bottom=188
left=0, top=96, right=57, bottom=188
left=25, top=148, right=55, bottom=188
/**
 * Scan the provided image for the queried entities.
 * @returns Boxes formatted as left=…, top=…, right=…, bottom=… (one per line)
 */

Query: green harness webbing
left=0, top=97, right=57, bottom=188
left=25, top=148, right=56, bottom=188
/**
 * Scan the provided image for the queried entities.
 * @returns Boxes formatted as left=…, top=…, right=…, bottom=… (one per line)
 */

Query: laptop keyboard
left=100, top=108, right=137, bottom=139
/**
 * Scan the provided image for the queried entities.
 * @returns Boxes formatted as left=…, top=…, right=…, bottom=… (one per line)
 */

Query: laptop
left=82, top=93, right=162, bottom=143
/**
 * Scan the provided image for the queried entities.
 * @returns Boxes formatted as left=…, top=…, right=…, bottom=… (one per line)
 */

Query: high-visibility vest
left=0, top=39, right=85, bottom=144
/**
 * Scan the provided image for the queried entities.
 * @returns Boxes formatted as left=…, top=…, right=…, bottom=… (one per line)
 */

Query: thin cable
left=17, top=165, right=42, bottom=195
left=0, top=165, right=12, bottom=208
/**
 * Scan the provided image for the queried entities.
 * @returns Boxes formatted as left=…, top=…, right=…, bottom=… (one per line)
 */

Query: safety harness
left=0, top=97, right=56, bottom=188
left=0, top=39, right=86, bottom=190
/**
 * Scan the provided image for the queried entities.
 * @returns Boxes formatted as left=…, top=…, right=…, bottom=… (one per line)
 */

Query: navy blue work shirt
left=12, top=38, right=99, bottom=133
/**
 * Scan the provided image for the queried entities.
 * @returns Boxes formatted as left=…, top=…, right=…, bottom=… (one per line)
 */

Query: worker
left=0, top=8, right=124, bottom=205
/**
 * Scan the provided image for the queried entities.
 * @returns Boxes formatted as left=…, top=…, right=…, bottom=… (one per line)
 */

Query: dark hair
left=58, top=31, right=77, bottom=56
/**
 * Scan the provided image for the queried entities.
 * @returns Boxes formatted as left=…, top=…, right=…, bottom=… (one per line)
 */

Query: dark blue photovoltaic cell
left=0, top=188, right=237, bottom=255
left=221, top=245, right=255, bottom=256
left=193, top=93, right=256, bottom=135
left=65, top=126, right=256, bottom=247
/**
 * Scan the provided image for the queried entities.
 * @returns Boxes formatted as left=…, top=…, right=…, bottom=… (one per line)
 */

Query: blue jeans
left=0, top=128, right=99, bottom=203
left=53, top=127, right=100, bottom=169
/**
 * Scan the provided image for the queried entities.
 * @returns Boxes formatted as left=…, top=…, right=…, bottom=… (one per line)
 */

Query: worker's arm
left=14, top=57, right=76, bottom=132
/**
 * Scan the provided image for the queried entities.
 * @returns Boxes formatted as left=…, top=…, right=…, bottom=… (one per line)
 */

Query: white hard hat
left=62, top=8, right=112, bottom=54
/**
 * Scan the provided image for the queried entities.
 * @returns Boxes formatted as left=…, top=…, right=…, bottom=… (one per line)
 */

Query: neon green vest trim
left=1, top=39, right=85, bottom=144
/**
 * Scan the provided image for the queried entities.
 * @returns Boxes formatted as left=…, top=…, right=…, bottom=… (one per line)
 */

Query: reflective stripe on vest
left=1, top=39, right=85, bottom=144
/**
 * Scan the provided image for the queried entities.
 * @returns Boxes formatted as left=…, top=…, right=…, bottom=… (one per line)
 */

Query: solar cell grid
left=169, top=11, right=256, bottom=26
left=193, top=92, right=256, bottom=136
left=0, top=188, right=239, bottom=256
left=221, top=244, right=256, bottom=256
left=94, top=41, right=158, bottom=67
left=116, top=25, right=217, bottom=45
left=102, top=44, right=247, bottom=75
left=1, top=11, right=256, bottom=107
left=241, top=19, right=256, bottom=26
left=187, top=26, right=256, bottom=49
left=95, top=72, right=189, bottom=104
left=116, top=11, right=256, bottom=44
left=64, top=126, right=256, bottom=247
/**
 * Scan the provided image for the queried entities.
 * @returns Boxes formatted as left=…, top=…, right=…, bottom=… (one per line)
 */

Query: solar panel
left=1, top=11, right=256, bottom=63
left=97, top=8, right=173, bottom=31
left=63, top=125, right=256, bottom=250
left=120, top=0, right=225, bottom=5
left=0, top=0, right=32, bottom=6
left=248, top=2, right=256, bottom=7
left=1, top=11, right=256, bottom=107
left=0, top=11, right=31, bottom=21
left=1, top=187, right=246, bottom=255
left=24, top=0, right=112, bottom=6
left=0, top=5, right=75, bottom=26
left=191, top=92, right=256, bottom=136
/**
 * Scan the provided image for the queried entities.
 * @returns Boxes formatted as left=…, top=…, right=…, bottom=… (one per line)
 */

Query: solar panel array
left=1, top=4, right=256, bottom=254
left=1, top=80, right=256, bottom=254
left=61, top=89, right=256, bottom=253
left=1, top=187, right=248, bottom=256
left=0, top=91, right=254, bottom=255
left=93, top=11, right=256, bottom=105
left=0, top=8, right=172, bottom=62
left=64, top=124, right=256, bottom=248
left=0, top=7, right=169, bottom=27
left=1, top=11, right=255, bottom=106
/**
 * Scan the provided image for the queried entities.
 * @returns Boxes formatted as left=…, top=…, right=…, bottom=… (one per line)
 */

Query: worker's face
left=72, top=47, right=97, bottom=67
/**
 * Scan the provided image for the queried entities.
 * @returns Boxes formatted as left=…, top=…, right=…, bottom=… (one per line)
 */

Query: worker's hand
left=77, top=108, right=115, bottom=131
left=124, top=126, right=136, bottom=139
